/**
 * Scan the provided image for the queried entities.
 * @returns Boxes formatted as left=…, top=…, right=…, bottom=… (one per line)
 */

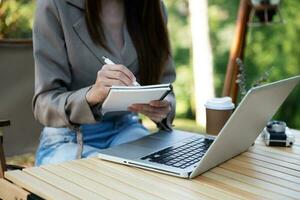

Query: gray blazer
left=33, top=0, right=176, bottom=129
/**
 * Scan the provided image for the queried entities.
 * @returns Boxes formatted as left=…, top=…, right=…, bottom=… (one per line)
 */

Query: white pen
left=102, top=56, right=141, bottom=86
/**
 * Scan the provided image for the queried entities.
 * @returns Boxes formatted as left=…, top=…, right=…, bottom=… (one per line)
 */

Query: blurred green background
left=167, top=0, right=300, bottom=129
left=1, top=0, right=299, bottom=129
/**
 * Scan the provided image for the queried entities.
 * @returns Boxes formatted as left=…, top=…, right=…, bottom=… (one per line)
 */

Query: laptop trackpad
left=131, top=130, right=194, bottom=148
left=99, top=130, right=196, bottom=160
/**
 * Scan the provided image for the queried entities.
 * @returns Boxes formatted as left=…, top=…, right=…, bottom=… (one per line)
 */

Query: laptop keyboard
left=141, top=137, right=214, bottom=169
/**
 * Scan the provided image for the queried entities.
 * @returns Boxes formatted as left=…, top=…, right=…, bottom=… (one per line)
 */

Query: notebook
left=101, top=84, right=172, bottom=115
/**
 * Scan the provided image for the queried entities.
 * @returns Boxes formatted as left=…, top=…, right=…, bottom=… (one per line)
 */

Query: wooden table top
left=3, top=130, right=300, bottom=200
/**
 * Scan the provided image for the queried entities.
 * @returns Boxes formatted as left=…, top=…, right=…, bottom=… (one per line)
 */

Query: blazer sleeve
left=159, top=1, right=177, bottom=130
left=32, top=0, right=98, bottom=128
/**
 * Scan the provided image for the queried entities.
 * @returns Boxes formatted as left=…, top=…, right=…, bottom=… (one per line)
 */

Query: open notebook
left=101, top=84, right=172, bottom=115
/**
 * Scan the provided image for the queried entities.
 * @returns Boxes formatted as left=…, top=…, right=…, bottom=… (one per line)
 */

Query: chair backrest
left=0, top=40, right=42, bottom=157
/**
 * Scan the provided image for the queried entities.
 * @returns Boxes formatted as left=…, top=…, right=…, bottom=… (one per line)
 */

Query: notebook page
left=101, top=87, right=171, bottom=114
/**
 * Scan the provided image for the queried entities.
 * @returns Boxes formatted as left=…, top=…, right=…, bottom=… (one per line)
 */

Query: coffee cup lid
left=205, top=97, right=235, bottom=110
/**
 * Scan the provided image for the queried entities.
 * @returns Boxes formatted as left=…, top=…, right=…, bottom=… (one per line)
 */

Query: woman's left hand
left=128, top=100, right=171, bottom=123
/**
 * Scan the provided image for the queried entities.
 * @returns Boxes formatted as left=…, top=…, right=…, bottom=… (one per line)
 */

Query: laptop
left=98, top=76, right=300, bottom=178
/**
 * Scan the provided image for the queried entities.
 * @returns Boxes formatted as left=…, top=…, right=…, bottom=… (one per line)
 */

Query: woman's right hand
left=86, top=64, right=136, bottom=106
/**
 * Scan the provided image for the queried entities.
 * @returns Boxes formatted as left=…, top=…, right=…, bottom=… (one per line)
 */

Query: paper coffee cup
left=205, top=97, right=235, bottom=135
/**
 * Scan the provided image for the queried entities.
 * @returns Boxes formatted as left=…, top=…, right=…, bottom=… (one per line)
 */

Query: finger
left=132, top=104, right=170, bottom=115
left=141, top=111, right=166, bottom=123
left=152, top=117, right=164, bottom=123
left=131, top=104, right=156, bottom=113
left=128, top=106, right=138, bottom=112
left=105, top=64, right=136, bottom=82
left=102, top=70, right=132, bottom=86
left=149, top=100, right=170, bottom=108
left=157, top=106, right=171, bottom=115
left=98, top=71, right=129, bottom=86
left=132, top=104, right=168, bottom=118
left=101, top=77, right=126, bottom=87
left=129, top=105, right=167, bottom=122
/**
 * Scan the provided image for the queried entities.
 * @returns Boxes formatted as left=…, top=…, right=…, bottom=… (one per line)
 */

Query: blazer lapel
left=73, top=16, right=122, bottom=65
left=69, top=0, right=137, bottom=67
left=66, top=0, right=85, bottom=10
left=121, top=26, right=138, bottom=68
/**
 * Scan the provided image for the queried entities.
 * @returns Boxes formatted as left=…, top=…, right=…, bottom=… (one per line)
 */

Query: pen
left=102, top=56, right=141, bottom=86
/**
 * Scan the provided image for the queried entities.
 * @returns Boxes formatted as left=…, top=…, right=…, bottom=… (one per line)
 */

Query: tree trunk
left=189, top=0, right=215, bottom=127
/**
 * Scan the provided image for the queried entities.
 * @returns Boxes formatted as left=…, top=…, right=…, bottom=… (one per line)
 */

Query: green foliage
left=244, top=1, right=300, bottom=128
left=0, top=0, right=35, bottom=39
left=208, top=0, right=300, bottom=128
left=165, top=0, right=195, bottom=118
left=208, top=0, right=240, bottom=96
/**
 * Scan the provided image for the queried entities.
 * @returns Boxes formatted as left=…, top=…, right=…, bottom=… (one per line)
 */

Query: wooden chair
left=0, top=120, right=9, bottom=178
left=223, top=0, right=251, bottom=103
left=0, top=40, right=42, bottom=176
left=0, top=120, right=24, bottom=179
left=223, top=0, right=282, bottom=103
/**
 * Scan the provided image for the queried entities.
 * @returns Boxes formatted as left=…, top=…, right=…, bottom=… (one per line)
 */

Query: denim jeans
left=35, top=114, right=149, bottom=166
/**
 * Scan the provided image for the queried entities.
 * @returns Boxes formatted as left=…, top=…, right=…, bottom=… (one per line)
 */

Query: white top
left=205, top=97, right=235, bottom=110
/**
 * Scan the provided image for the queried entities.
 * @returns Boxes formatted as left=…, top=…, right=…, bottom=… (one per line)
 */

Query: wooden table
left=1, top=130, right=300, bottom=200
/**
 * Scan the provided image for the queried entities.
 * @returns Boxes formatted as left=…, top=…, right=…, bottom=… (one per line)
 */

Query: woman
left=33, top=0, right=176, bottom=166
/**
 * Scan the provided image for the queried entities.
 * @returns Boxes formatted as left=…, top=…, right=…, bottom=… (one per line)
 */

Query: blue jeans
left=35, top=114, right=149, bottom=166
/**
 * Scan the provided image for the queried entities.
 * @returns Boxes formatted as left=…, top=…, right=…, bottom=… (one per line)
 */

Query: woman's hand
left=86, top=64, right=136, bottom=106
left=128, top=100, right=171, bottom=123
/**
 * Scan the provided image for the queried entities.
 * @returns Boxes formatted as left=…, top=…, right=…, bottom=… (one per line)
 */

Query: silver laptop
left=98, top=76, right=300, bottom=178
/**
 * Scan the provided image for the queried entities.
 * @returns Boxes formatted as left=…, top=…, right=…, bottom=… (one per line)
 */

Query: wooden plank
left=248, top=148, right=300, bottom=164
left=292, top=130, right=300, bottom=138
left=225, top=158, right=300, bottom=184
left=0, top=144, right=6, bottom=179
left=211, top=167, right=300, bottom=199
left=93, top=158, right=278, bottom=200
left=196, top=175, right=266, bottom=200
left=235, top=155, right=300, bottom=178
left=254, top=138, right=300, bottom=152
left=85, top=158, right=213, bottom=200
left=242, top=152, right=300, bottom=171
left=4, top=170, right=78, bottom=200
left=293, top=130, right=300, bottom=139
left=0, top=178, right=29, bottom=200
left=24, top=167, right=106, bottom=200
left=202, top=172, right=291, bottom=200
left=251, top=145, right=300, bottom=160
left=42, top=164, right=134, bottom=200
left=254, top=131, right=300, bottom=155
left=83, top=158, right=213, bottom=200
left=0, top=39, right=32, bottom=45
left=293, top=143, right=300, bottom=148
left=222, top=0, right=251, bottom=100
left=60, top=161, right=162, bottom=200
left=143, top=168, right=254, bottom=200
left=201, top=171, right=291, bottom=200
left=220, top=162, right=300, bottom=192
